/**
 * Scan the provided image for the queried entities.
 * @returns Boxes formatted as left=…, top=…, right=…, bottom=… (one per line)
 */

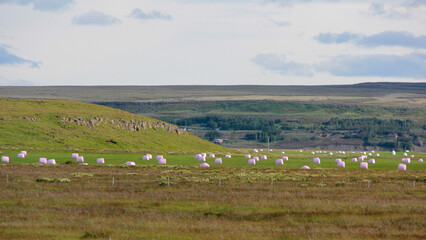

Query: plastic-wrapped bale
left=125, top=161, right=136, bottom=166
left=158, top=158, right=167, bottom=165
left=39, top=158, right=47, bottom=164
left=245, top=154, right=251, bottom=158
left=200, top=162, right=210, bottom=168
left=368, top=153, right=372, bottom=156
left=225, top=155, right=231, bottom=158
left=338, top=161, right=345, bottom=168
left=299, top=150, right=303, bottom=152
left=282, top=156, right=289, bottom=161
left=71, top=153, right=79, bottom=159
left=253, top=156, right=259, bottom=161
left=260, top=149, right=263, bottom=152
left=360, top=162, right=368, bottom=169
left=97, top=158, right=105, bottom=164
left=142, top=155, right=150, bottom=160
left=261, top=155, right=267, bottom=160
left=199, top=156, right=206, bottom=162
left=311, top=152, right=315, bottom=155
left=254, top=149, right=258, bottom=153
left=406, top=150, right=410, bottom=152
left=76, top=156, right=84, bottom=162
left=195, top=154, right=201, bottom=159
left=21, top=151, right=27, bottom=156
left=147, top=154, right=152, bottom=159
left=214, top=158, right=222, bottom=164
left=392, top=150, right=396, bottom=155
left=276, top=159, right=283, bottom=165
left=404, top=158, right=411, bottom=164
left=342, top=151, right=346, bottom=154
left=1, top=156, right=9, bottom=163
left=376, top=153, right=380, bottom=157
left=329, top=152, right=333, bottom=156
left=368, top=159, right=375, bottom=164
left=248, top=159, right=256, bottom=165
left=410, top=155, right=414, bottom=158
left=81, top=163, right=88, bottom=166
left=335, top=158, right=342, bottom=162
left=398, top=163, right=406, bottom=171
left=362, top=152, right=367, bottom=155
left=281, top=151, right=285, bottom=154
left=313, top=157, right=320, bottom=164
left=351, top=158, right=357, bottom=162
left=403, top=153, right=408, bottom=156
left=47, top=159, right=56, bottom=165
left=17, top=153, right=25, bottom=158
left=201, top=153, right=207, bottom=158
left=209, top=154, right=215, bottom=158
left=156, top=155, right=163, bottom=160
left=418, top=159, right=423, bottom=162
left=301, top=165, right=310, bottom=169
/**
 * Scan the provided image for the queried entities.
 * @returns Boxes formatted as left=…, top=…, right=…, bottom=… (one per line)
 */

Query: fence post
left=367, top=181, right=370, bottom=189
left=112, top=177, right=114, bottom=186
left=321, top=180, right=323, bottom=188
left=167, top=177, right=170, bottom=186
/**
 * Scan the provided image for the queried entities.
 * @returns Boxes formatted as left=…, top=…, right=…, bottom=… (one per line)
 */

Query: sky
left=0, top=0, right=425, bottom=86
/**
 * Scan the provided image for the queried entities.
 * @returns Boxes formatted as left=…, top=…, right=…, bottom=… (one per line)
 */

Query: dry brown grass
left=0, top=164, right=425, bottom=239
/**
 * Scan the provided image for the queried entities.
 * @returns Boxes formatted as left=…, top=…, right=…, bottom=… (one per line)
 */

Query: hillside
left=0, top=99, right=226, bottom=153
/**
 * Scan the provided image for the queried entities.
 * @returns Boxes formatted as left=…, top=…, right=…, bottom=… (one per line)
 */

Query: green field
left=2, top=150, right=425, bottom=170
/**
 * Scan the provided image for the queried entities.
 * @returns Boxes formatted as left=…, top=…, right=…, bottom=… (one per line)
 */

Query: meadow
left=0, top=160, right=425, bottom=239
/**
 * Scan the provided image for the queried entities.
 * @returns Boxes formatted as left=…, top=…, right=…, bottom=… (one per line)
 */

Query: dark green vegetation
left=0, top=164, right=425, bottom=239
left=2, top=149, right=425, bottom=170
left=0, top=99, right=225, bottom=153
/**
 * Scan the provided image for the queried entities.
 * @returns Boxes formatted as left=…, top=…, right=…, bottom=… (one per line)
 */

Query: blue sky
left=0, top=0, right=425, bottom=85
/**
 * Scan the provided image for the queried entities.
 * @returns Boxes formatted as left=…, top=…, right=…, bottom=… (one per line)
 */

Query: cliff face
left=60, top=117, right=184, bottom=134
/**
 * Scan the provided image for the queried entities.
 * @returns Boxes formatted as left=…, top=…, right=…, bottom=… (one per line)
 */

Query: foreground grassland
left=0, top=164, right=425, bottom=239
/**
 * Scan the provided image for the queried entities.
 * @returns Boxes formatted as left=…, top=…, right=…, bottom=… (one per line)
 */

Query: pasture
left=1, top=149, right=425, bottom=170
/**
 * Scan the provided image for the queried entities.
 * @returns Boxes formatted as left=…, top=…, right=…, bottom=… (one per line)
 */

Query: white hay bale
left=371, top=151, right=375, bottom=153
left=276, top=159, right=283, bottom=165
left=362, top=152, right=367, bottom=155
left=301, top=165, right=310, bottom=169
left=418, top=158, right=423, bottom=162
left=360, top=162, right=368, bottom=169
left=156, top=155, right=163, bottom=160
left=254, top=149, right=258, bottom=152
left=313, top=157, right=320, bottom=164
left=338, top=161, right=345, bottom=168
left=47, top=159, right=56, bottom=165
left=21, top=151, right=27, bottom=156
left=253, top=156, right=259, bottom=161
left=398, top=163, right=406, bottom=171
left=351, top=158, right=357, bottom=162
left=143, top=155, right=150, bottom=160
left=158, top=158, right=167, bottom=165
left=214, top=158, right=222, bottom=164
left=281, top=151, right=285, bottom=154
left=403, top=153, right=408, bottom=156
left=71, top=153, right=79, bottom=159
left=81, top=163, right=88, bottom=166
left=1, top=156, right=9, bottom=163
left=125, top=161, right=135, bottom=166
left=201, top=153, right=207, bottom=158
left=200, top=162, right=210, bottom=167
left=76, top=156, right=84, bottom=162
left=209, top=154, right=215, bottom=158
left=282, top=156, right=288, bottom=161
left=368, top=153, right=372, bottom=156
left=97, top=158, right=105, bottom=164
left=311, top=152, right=315, bottom=155
left=392, top=150, right=396, bottom=155
left=299, top=150, right=303, bottom=152
left=147, top=154, right=152, bottom=158
left=248, top=159, right=256, bottom=165
left=39, top=158, right=47, bottom=164
left=245, top=154, right=251, bottom=158
left=342, top=151, right=346, bottom=154
left=261, top=155, right=267, bottom=160
left=376, top=153, right=380, bottom=157
left=199, top=156, right=206, bottom=162
left=406, top=150, right=409, bottom=152
left=335, top=158, right=342, bottom=162
left=329, top=152, right=333, bottom=156
left=368, top=159, right=375, bottom=164
left=17, top=153, right=25, bottom=158
left=225, top=155, right=231, bottom=158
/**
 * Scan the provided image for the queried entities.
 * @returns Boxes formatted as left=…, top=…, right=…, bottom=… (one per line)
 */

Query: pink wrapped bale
left=419, top=159, right=423, bottom=163
left=195, top=154, right=201, bottom=159
left=71, top=153, right=79, bottom=159
left=335, top=158, right=342, bottom=162
left=300, top=165, right=310, bottom=169
left=21, top=151, right=27, bottom=156
left=261, top=155, right=267, bottom=160
left=253, top=156, right=259, bottom=161
left=158, top=158, right=167, bottom=165
left=403, top=153, right=408, bottom=156
left=81, top=163, right=88, bottom=166
left=338, top=161, right=345, bottom=168
left=245, top=154, right=251, bottom=158
left=142, top=155, right=150, bottom=160
left=225, top=155, right=231, bottom=158
left=368, top=159, right=375, bottom=164
left=147, top=154, right=152, bottom=158
left=248, top=159, right=256, bottom=165
left=214, top=158, right=222, bottom=164
left=156, top=155, right=163, bottom=160
left=1, top=156, right=9, bottom=163
left=402, top=158, right=411, bottom=164
left=97, top=158, right=105, bottom=164
left=47, top=159, right=56, bottom=165
left=76, top=156, right=84, bottom=162
left=276, top=159, right=283, bottom=165
left=282, top=156, right=289, bottom=161
left=313, top=157, right=320, bottom=164
left=351, top=158, right=357, bottom=162
left=200, top=163, right=210, bottom=168
left=39, top=158, right=47, bottom=164
left=209, top=154, right=215, bottom=158
left=398, top=163, right=406, bottom=171
left=201, top=153, right=207, bottom=158
left=199, top=156, right=206, bottom=162
left=125, top=161, right=136, bottom=166
left=410, top=155, right=414, bottom=158
left=17, top=153, right=25, bottom=158
left=360, top=162, right=368, bottom=169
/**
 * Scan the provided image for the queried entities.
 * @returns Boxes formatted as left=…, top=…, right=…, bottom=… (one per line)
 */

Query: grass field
left=0, top=163, right=425, bottom=239
left=1, top=150, right=425, bottom=170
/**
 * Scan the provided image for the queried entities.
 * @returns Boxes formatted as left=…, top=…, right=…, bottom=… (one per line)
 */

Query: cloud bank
left=73, top=11, right=121, bottom=26
left=0, top=46, right=39, bottom=68
left=130, top=8, right=172, bottom=21
left=0, top=0, right=74, bottom=11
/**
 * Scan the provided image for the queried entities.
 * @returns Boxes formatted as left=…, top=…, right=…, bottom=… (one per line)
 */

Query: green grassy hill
left=0, top=99, right=226, bottom=153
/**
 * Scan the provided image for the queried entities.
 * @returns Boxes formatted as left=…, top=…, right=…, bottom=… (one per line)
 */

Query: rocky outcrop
left=60, top=117, right=184, bottom=134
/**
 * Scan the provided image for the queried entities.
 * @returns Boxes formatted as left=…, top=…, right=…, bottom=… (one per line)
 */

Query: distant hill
left=0, top=99, right=226, bottom=153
